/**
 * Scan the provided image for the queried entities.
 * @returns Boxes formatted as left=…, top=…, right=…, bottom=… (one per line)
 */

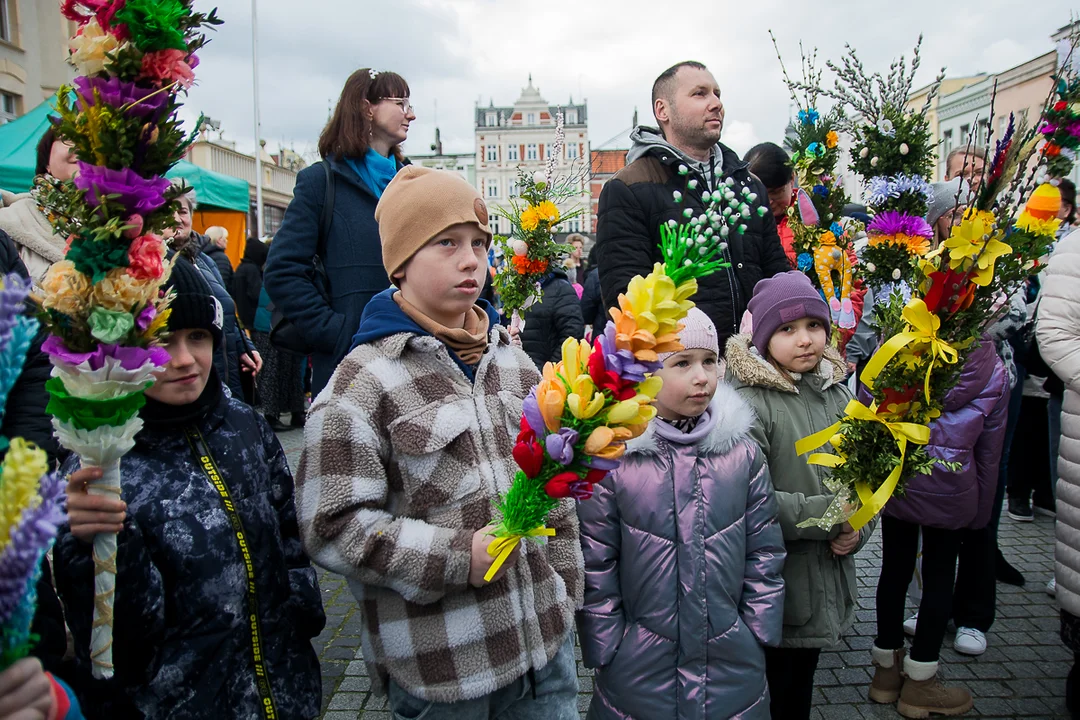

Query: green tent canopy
left=0, top=100, right=250, bottom=213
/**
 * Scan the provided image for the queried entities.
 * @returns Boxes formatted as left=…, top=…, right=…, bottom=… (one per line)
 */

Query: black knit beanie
left=165, top=257, right=224, bottom=347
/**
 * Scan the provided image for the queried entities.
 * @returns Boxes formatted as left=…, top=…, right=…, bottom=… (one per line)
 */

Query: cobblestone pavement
left=277, top=429, right=1071, bottom=719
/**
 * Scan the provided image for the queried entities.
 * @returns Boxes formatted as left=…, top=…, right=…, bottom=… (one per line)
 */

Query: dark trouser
left=992, top=367, right=1027, bottom=537
left=952, top=525, right=996, bottom=632
left=764, top=646, right=821, bottom=720
left=876, top=516, right=962, bottom=662
left=1007, top=394, right=1054, bottom=507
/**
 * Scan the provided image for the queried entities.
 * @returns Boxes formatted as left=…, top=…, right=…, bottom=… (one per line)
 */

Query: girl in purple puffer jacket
left=869, top=338, right=1008, bottom=718
left=577, top=308, right=786, bottom=720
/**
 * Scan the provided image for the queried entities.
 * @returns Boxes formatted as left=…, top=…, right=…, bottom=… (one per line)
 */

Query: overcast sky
left=183, top=0, right=1076, bottom=162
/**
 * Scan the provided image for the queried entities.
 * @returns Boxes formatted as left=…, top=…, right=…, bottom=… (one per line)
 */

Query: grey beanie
left=926, top=177, right=971, bottom=226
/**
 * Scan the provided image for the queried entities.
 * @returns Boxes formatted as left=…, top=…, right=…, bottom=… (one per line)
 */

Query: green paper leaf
left=45, top=377, right=147, bottom=431
left=66, top=231, right=130, bottom=284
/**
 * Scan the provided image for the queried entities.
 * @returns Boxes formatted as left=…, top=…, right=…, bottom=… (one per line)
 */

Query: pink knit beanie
left=747, top=271, right=831, bottom=355
left=659, top=307, right=719, bottom=363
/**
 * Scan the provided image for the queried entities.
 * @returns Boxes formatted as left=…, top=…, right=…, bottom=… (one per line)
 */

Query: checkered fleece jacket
left=296, top=326, right=584, bottom=703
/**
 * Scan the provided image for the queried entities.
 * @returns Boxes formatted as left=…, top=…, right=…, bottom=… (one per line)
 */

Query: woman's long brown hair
left=318, top=68, right=410, bottom=162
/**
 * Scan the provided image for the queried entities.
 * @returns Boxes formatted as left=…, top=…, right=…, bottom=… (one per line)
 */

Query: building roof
left=591, top=149, right=628, bottom=175
left=475, top=75, right=587, bottom=128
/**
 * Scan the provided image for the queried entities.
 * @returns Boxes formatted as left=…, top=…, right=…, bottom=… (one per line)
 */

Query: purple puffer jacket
left=882, top=338, right=1008, bottom=530
left=577, top=383, right=785, bottom=720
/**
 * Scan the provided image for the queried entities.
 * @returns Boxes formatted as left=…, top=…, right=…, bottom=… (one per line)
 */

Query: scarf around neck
left=345, top=148, right=398, bottom=198
left=394, top=292, right=490, bottom=367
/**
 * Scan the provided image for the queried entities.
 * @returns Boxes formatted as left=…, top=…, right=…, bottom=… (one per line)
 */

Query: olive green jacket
left=725, top=334, right=875, bottom=649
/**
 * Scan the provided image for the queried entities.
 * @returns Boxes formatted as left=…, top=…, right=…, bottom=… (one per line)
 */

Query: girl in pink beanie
left=725, top=272, right=874, bottom=720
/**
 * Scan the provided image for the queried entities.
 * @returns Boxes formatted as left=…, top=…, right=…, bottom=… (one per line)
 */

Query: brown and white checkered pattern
left=296, top=325, right=583, bottom=703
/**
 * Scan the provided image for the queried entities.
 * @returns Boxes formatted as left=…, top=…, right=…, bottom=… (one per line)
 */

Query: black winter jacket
left=521, top=269, right=584, bottom=369
left=232, top=239, right=268, bottom=330
left=204, top=243, right=234, bottom=292
left=579, top=266, right=608, bottom=340
left=596, top=129, right=790, bottom=346
left=264, top=156, right=407, bottom=395
left=0, top=228, right=59, bottom=465
left=54, top=378, right=325, bottom=720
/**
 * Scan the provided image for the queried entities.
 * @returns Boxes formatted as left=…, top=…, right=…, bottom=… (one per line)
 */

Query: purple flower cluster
left=73, top=163, right=171, bottom=215
left=74, top=76, right=169, bottom=119
left=597, top=324, right=661, bottom=384
left=0, top=275, right=30, bottom=352
left=867, top=211, right=933, bottom=239
left=0, top=471, right=65, bottom=625
left=42, top=336, right=170, bottom=371
left=865, top=174, right=934, bottom=208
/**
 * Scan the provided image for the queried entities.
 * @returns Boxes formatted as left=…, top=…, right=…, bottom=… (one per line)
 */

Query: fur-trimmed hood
left=625, top=382, right=756, bottom=458
left=0, top=192, right=65, bottom=283
left=724, top=332, right=847, bottom=394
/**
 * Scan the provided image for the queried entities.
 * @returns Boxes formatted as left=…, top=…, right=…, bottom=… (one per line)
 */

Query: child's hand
left=469, top=526, right=520, bottom=587
left=66, top=468, right=126, bottom=544
left=830, top=522, right=860, bottom=556
left=0, top=657, right=53, bottom=720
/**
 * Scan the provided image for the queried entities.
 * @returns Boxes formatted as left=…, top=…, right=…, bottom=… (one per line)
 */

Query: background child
left=578, top=308, right=785, bottom=719
left=726, top=271, right=873, bottom=720
left=297, top=167, right=583, bottom=718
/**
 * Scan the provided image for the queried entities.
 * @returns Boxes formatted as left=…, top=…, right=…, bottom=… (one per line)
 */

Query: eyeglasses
left=381, top=97, right=413, bottom=114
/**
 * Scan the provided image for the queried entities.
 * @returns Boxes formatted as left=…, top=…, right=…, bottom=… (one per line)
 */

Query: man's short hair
left=945, top=146, right=987, bottom=178
left=652, top=61, right=708, bottom=121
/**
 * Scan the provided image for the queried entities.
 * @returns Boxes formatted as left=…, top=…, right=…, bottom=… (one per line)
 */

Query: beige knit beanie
left=659, top=307, right=720, bottom=363
left=375, top=166, right=492, bottom=283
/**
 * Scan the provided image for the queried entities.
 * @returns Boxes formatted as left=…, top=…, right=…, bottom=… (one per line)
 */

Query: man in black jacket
left=596, top=61, right=790, bottom=345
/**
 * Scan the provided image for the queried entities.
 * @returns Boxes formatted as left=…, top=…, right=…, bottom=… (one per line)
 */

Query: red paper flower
left=588, top=336, right=638, bottom=401
left=512, top=438, right=544, bottom=478
left=544, top=471, right=594, bottom=500
left=1056, top=101, right=1068, bottom=112
left=923, top=269, right=976, bottom=315
left=140, top=49, right=197, bottom=90
left=126, top=234, right=165, bottom=281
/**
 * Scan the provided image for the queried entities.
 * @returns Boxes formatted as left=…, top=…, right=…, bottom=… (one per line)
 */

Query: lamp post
left=252, top=0, right=264, bottom=238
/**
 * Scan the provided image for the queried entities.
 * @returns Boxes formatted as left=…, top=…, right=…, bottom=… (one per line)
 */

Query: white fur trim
left=625, top=383, right=754, bottom=458
left=872, top=644, right=897, bottom=668
left=903, top=656, right=938, bottom=681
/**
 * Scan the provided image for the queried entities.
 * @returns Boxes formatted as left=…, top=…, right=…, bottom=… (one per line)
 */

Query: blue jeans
left=387, top=636, right=579, bottom=720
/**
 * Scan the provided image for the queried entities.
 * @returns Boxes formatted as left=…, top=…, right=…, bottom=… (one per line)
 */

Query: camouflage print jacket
left=297, top=304, right=583, bottom=704
left=55, top=382, right=325, bottom=720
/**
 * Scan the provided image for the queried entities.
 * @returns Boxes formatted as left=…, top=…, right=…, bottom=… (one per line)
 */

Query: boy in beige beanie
left=297, top=165, right=583, bottom=717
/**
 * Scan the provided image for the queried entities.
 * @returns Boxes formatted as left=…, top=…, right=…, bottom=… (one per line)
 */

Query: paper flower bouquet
left=485, top=171, right=751, bottom=579
left=36, top=0, right=220, bottom=678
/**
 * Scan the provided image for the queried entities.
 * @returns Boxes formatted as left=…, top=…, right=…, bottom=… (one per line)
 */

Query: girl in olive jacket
left=726, top=272, right=875, bottom=720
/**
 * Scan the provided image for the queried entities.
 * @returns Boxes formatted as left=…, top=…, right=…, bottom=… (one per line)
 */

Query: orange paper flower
left=511, top=256, right=549, bottom=275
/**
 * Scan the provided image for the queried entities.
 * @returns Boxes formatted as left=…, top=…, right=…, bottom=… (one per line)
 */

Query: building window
left=508, top=179, right=519, bottom=198
left=943, top=129, right=953, bottom=160
left=486, top=179, right=498, bottom=198
left=566, top=109, right=578, bottom=125
left=0, top=0, right=9, bottom=42
left=526, top=144, right=538, bottom=161
left=959, top=124, right=970, bottom=145
left=486, top=112, right=497, bottom=127
left=527, top=112, right=536, bottom=125
left=490, top=214, right=500, bottom=234
left=0, top=92, right=15, bottom=124
left=507, top=144, right=519, bottom=161
left=486, top=145, right=497, bottom=162
left=566, top=143, right=578, bottom=160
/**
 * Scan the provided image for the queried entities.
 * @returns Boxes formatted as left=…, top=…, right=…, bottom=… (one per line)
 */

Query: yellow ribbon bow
left=860, top=298, right=959, bottom=402
left=794, top=399, right=931, bottom=531
left=484, top=526, right=556, bottom=582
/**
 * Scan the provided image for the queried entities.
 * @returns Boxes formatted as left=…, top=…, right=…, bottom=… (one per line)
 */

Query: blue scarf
left=345, top=149, right=398, bottom=198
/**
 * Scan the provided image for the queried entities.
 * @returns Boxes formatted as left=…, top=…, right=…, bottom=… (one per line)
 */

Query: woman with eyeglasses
left=264, top=68, right=415, bottom=396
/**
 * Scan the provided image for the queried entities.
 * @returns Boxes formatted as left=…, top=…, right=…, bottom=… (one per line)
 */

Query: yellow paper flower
left=943, top=210, right=1012, bottom=286
left=536, top=201, right=560, bottom=224
left=40, top=261, right=92, bottom=318
left=68, top=20, right=122, bottom=77
left=567, top=376, right=605, bottom=420
left=142, top=307, right=171, bottom=339
left=93, top=268, right=160, bottom=312
left=583, top=426, right=629, bottom=460
left=537, top=364, right=567, bottom=432
left=520, top=206, right=541, bottom=232
left=634, top=376, right=663, bottom=400
left=606, top=400, right=642, bottom=425
left=620, top=265, right=696, bottom=338
left=0, top=439, right=47, bottom=551
left=825, top=131, right=839, bottom=149
left=561, top=337, right=591, bottom=384
left=1015, top=211, right=1062, bottom=239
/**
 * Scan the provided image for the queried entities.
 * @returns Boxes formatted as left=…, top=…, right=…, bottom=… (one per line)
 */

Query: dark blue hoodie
left=350, top=288, right=501, bottom=382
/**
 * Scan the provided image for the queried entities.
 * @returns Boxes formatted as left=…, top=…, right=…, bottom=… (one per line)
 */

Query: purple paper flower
left=74, top=163, right=171, bottom=215
left=522, top=388, right=546, bottom=438
left=134, top=305, right=157, bottom=332
left=579, top=454, right=621, bottom=472
left=74, top=76, right=169, bottom=119
left=545, top=428, right=579, bottom=466
left=597, top=324, right=661, bottom=383
left=43, top=336, right=170, bottom=371
left=0, top=471, right=65, bottom=624
left=867, top=211, right=933, bottom=239
left=0, top=274, right=31, bottom=352
left=567, top=479, right=594, bottom=501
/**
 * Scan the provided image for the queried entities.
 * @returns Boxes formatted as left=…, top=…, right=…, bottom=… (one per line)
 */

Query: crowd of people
left=0, top=58, right=1075, bottom=720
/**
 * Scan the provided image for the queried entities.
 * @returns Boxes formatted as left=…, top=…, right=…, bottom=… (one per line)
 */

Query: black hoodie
left=595, top=126, right=790, bottom=347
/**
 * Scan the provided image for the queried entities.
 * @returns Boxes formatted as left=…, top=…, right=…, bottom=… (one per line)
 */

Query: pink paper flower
left=126, top=234, right=166, bottom=281
left=140, top=49, right=197, bottom=89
